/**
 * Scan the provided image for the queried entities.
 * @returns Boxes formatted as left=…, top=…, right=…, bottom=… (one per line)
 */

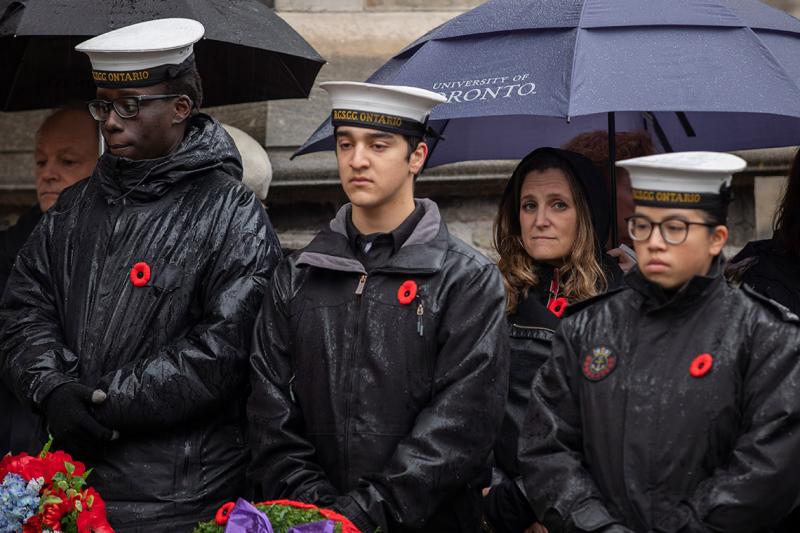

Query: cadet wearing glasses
left=0, top=19, right=280, bottom=532
left=519, top=152, right=800, bottom=532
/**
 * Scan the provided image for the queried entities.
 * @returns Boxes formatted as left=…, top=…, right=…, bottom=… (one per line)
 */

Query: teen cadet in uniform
left=0, top=19, right=280, bottom=531
left=519, top=152, right=800, bottom=533
left=248, top=82, right=510, bottom=533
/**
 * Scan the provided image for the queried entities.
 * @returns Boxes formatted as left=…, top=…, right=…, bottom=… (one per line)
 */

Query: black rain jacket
left=248, top=198, right=510, bottom=533
left=0, top=204, right=43, bottom=454
left=729, top=238, right=800, bottom=314
left=0, top=114, right=281, bottom=532
left=520, top=258, right=800, bottom=533
left=0, top=204, right=42, bottom=293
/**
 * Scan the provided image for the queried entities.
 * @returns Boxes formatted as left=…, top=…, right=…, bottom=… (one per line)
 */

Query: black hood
left=503, top=147, right=611, bottom=248
left=95, top=113, right=242, bottom=204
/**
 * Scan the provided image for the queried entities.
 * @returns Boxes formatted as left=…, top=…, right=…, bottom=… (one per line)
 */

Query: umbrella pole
left=608, top=112, right=618, bottom=247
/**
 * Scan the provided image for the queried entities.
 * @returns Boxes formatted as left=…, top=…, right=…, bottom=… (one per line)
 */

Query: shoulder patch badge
left=582, top=346, right=617, bottom=381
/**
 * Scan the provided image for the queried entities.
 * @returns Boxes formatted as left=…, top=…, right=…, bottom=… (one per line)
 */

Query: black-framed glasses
left=87, top=94, right=182, bottom=121
left=626, top=215, right=716, bottom=245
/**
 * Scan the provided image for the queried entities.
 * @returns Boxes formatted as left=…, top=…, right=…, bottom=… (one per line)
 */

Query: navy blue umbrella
left=296, top=0, right=800, bottom=242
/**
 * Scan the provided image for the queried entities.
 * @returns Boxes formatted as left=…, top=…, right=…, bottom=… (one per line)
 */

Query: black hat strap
left=92, top=54, right=197, bottom=88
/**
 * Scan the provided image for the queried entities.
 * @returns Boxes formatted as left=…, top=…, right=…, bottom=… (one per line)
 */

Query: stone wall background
left=1, top=0, right=798, bottom=258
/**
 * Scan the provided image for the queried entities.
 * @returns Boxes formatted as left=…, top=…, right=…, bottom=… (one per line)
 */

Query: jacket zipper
left=83, top=201, right=125, bottom=349
left=343, top=273, right=367, bottom=485
left=511, top=323, right=554, bottom=333
left=416, top=294, right=424, bottom=337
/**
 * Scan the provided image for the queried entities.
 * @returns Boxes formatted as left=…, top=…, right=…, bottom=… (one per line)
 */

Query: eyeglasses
left=87, top=94, right=182, bottom=121
left=626, top=215, right=716, bottom=245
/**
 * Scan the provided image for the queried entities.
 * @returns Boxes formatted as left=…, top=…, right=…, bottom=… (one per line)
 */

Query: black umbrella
left=0, top=0, right=325, bottom=111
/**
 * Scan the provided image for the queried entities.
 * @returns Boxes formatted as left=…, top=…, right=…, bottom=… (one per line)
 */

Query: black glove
left=44, top=383, right=116, bottom=456
left=333, top=494, right=380, bottom=533
left=484, top=480, right=538, bottom=533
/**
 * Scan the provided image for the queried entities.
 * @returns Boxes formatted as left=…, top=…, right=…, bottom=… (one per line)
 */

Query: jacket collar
left=297, top=198, right=448, bottom=274
left=625, top=255, right=726, bottom=312
left=95, top=114, right=241, bottom=204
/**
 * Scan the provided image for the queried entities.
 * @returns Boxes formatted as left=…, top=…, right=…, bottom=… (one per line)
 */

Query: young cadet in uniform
left=519, top=152, right=800, bottom=533
left=248, top=82, right=510, bottom=533
left=0, top=19, right=280, bottom=531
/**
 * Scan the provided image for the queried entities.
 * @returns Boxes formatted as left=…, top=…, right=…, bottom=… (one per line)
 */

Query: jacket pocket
left=571, top=498, right=616, bottom=531
left=150, top=262, right=183, bottom=293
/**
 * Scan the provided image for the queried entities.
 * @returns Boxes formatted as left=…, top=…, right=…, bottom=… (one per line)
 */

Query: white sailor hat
left=76, top=18, right=204, bottom=88
left=322, top=81, right=446, bottom=138
left=617, top=151, right=746, bottom=214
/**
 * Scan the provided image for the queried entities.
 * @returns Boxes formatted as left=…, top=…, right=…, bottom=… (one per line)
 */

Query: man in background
left=0, top=107, right=98, bottom=292
left=0, top=107, right=97, bottom=455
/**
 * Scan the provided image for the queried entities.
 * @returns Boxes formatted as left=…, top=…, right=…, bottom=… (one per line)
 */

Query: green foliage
left=192, top=503, right=344, bottom=533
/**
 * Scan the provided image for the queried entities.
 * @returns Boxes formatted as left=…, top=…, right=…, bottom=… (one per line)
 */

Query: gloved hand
left=44, top=382, right=117, bottom=456
left=483, top=480, right=538, bottom=533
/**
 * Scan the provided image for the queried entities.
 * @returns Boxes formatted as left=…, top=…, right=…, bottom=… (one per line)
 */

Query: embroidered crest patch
left=582, top=346, right=617, bottom=381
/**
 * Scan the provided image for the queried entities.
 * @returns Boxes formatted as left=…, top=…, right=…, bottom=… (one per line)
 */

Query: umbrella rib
left=275, top=51, right=309, bottom=98
left=566, top=0, right=592, bottom=119
left=742, top=27, right=800, bottom=110
left=722, top=2, right=800, bottom=114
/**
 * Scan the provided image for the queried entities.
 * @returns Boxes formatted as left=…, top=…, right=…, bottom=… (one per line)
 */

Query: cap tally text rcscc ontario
left=617, top=151, right=747, bottom=217
left=75, top=18, right=205, bottom=88
left=322, top=81, right=446, bottom=138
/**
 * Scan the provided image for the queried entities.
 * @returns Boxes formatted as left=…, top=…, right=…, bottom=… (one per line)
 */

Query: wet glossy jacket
left=0, top=114, right=281, bottom=532
left=248, top=199, right=510, bottom=533
left=520, top=261, right=800, bottom=533
left=0, top=204, right=42, bottom=454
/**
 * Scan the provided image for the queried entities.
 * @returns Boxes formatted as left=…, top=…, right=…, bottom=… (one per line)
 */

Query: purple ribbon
left=224, top=498, right=336, bottom=533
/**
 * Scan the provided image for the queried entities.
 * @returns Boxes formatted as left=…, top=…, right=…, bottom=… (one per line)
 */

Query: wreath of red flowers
left=689, top=353, right=713, bottom=378
left=209, top=499, right=361, bottom=533
left=397, top=280, right=417, bottom=305
left=129, top=261, right=151, bottom=287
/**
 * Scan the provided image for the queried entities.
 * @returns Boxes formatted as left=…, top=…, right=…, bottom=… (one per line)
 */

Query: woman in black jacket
left=483, top=148, right=623, bottom=533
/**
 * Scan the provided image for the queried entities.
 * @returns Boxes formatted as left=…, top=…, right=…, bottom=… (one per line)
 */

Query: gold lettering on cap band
left=332, top=109, right=405, bottom=129
left=92, top=70, right=152, bottom=83
left=633, top=189, right=703, bottom=204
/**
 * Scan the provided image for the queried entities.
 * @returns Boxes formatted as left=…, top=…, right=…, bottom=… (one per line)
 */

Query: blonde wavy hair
left=494, top=150, right=608, bottom=314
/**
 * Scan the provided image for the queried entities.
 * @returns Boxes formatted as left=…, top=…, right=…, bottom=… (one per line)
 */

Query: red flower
left=129, top=262, right=151, bottom=287
left=690, top=353, right=713, bottom=378
left=22, top=515, right=43, bottom=533
left=397, top=280, right=417, bottom=305
left=547, top=297, right=568, bottom=318
left=215, top=501, right=236, bottom=526
left=42, top=490, right=75, bottom=530
left=0, top=452, right=45, bottom=481
left=41, top=450, right=85, bottom=482
left=77, top=488, right=114, bottom=533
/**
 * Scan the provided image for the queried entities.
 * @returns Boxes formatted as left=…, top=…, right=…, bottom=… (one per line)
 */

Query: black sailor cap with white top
left=617, top=151, right=747, bottom=220
left=322, top=81, right=447, bottom=139
left=75, top=18, right=204, bottom=88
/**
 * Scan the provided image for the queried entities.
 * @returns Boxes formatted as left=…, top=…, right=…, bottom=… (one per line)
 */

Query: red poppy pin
left=129, top=262, right=151, bottom=287
left=690, top=353, right=713, bottom=378
left=547, top=297, right=568, bottom=318
left=582, top=346, right=617, bottom=381
left=397, top=280, right=417, bottom=305
left=215, top=501, right=236, bottom=526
